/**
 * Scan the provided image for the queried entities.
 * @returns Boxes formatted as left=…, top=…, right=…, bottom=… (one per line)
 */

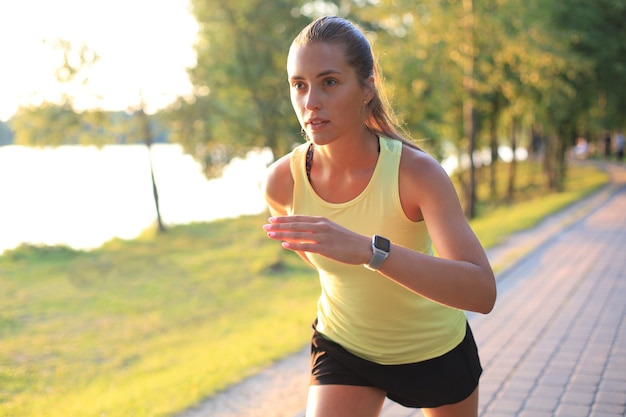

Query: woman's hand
left=263, top=215, right=370, bottom=265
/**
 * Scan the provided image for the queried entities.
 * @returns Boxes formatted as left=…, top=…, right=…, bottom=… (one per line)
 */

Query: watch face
left=374, top=235, right=391, bottom=252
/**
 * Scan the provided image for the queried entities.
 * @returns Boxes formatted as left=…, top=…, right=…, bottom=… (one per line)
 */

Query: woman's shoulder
left=382, top=137, right=438, bottom=164
left=398, top=142, right=445, bottom=175
left=263, top=150, right=296, bottom=215
left=397, top=141, right=456, bottom=199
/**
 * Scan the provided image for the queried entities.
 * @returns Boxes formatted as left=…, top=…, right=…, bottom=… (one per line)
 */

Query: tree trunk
left=489, top=101, right=499, bottom=200
left=138, top=105, right=166, bottom=234
left=462, top=0, right=477, bottom=219
left=506, top=117, right=519, bottom=202
left=554, top=123, right=569, bottom=192
left=543, top=133, right=558, bottom=192
left=148, top=144, right=166, bottom=234
left=463, top=103, right=477, bottom=218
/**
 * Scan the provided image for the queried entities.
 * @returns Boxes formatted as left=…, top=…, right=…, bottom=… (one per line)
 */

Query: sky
left=0, top=0, right=199, bottom=121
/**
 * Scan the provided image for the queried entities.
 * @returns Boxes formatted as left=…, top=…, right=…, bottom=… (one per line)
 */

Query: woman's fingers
left=263, top=216, right=369, bottom=265
left=263, top=215, right=326, bottom=235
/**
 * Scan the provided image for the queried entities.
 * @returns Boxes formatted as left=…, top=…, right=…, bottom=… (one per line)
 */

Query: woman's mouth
left=307, top=118, right=329, bottom=131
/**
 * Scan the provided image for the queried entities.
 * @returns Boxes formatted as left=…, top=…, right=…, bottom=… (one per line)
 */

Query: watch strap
left=365, top=235, right=390, bottom=271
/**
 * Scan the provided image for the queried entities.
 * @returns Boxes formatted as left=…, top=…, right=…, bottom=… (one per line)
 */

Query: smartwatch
left=364, top=235, right=391, bottom=271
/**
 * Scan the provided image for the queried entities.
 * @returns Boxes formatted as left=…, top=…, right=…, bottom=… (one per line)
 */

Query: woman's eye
left=324, top=79, right=337, bottom=87
left=292, top=82, right=306, bottom=90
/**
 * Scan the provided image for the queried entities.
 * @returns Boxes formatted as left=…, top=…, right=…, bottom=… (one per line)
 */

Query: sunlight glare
left=0, top=0, right=198, bottom=120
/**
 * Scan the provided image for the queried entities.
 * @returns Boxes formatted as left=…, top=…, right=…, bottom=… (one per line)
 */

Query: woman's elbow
left=477, top=278, right=497, bottom=314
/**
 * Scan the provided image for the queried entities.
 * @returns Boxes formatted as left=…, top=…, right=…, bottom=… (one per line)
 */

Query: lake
left=0, top=144, right=273, bottom=254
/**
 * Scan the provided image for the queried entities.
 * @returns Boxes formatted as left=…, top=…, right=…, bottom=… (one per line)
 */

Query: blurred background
left=1, top=0, right=625, bottom=254
left=0, top=0, right=269, bottom=253
left=1, top=2, right=625, bottom=417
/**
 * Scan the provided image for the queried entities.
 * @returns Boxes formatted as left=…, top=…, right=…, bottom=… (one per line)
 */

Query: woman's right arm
left=262, top=154, right=317, bottom=269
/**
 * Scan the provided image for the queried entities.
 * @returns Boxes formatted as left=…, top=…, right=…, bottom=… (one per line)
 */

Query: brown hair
left=291, top=16, right=418, bottom=148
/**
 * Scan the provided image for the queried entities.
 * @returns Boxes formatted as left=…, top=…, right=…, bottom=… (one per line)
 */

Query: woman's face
left=287, top=42, right=373, bottom=146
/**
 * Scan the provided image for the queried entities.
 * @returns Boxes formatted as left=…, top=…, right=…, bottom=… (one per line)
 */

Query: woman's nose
left=305, top=89, right=321, bottom=110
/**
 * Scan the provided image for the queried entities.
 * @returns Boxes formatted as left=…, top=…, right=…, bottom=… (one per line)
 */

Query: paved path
left=178, top=161, right=626, bottom=417
left=378, top=161, right=626, bottom=416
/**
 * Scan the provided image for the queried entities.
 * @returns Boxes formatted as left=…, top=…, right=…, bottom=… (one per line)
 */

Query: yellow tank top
left=290, top=137, right=466, bottom=365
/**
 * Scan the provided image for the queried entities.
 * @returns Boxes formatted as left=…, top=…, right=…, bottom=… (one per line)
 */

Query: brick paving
left=379, top=162, right=626, bottom=417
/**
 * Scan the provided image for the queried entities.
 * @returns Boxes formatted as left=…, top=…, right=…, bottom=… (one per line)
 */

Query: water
left=0, top=144, right=273, bottom=254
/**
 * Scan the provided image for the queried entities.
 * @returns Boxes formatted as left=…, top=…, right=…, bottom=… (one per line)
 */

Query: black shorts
left=310, top=321, right=482, bottom=408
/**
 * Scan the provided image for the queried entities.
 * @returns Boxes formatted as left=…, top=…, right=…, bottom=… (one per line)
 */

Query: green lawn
left=0, top=160, right=609, bottom=417
left=470, top=161, right=609, bottom=249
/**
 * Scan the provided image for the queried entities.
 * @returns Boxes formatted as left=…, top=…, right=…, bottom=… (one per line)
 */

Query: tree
left=169, top=0, right=310, bottom=178
left=160, top=0, right=623, bottom=211
left=11, top=39, right=102, bottom=146
left=551, top=0, right=626, bottom=131
left=134, top=97, right=166, bottom=233
left=460, top=0, right=477, bottom=217
left=350, top=0, right=455, bottom=156
left=10, top=39, right=169, bottom=233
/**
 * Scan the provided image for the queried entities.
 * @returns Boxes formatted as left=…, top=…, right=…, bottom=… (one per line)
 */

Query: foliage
left=9, top=38, right=167, bottom=148
left=6, top=2, right=625, bottom=209
left=551, top=0, right=626, bottom=129
left=10, top=107, right=169, bottom=147
left=164, top=0, right=311, bottom=177
left=11, top=105, right=108, bottom=146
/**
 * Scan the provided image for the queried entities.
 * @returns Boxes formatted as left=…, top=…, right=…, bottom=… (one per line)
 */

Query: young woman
left=262, top=16, right=496, bottom=417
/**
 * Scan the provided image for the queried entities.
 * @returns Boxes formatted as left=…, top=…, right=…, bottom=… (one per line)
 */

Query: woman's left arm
left=378, top=148, right=496, bottom=313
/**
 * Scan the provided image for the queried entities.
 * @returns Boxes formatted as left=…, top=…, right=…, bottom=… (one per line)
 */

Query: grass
left=0, top=159, right=609, bottom=417
left=0, top=218, right=319, bottom=417
left=468, top=160, right=609, bottom=249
